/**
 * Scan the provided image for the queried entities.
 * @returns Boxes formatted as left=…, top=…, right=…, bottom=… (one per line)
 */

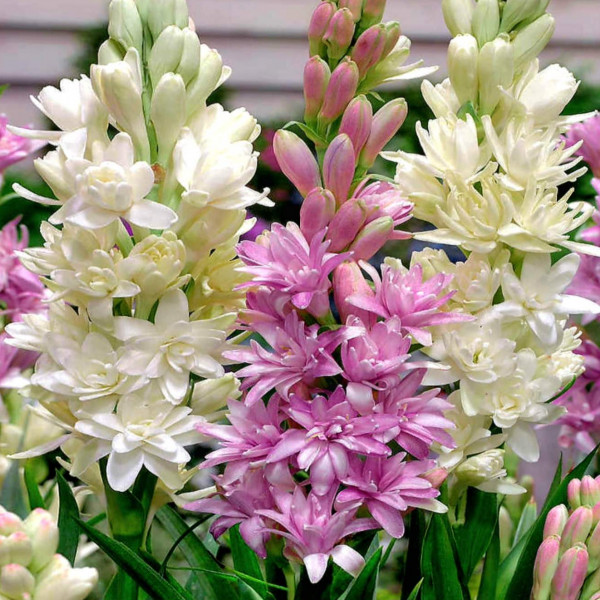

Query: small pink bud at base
left=349, top=216, right=394, bottom=260
left=581, top=475, right=600, bottom=507
left=323, top=9, right=355, bottom=60
left=304, top=57, right=331, bottom=123
left=319, top=59, right=360, bottom=124
left=551, top=544, right=589, bottom=600
left=361, top=0, right=387, bottom=28
left=274, top=130, right=321, bottom=198
left=351, top=25, right=387, bottom=78
left=359, top=98, right=408, bottom=168
left=339, top=0, right=362, bottom=22
left=327, top=198, right=367, bottom=252
left=532, top=535, right=560, bottom=600
left=568, top=479, right=582, bottom=509
left=323, top=134, right=357, bottom=205
left=308, top=2, right=336, bottom=57
left=543, top=505, right=569, bottom=539
left=300, top=187, right=336, bottom=241
left=340, top=96, right=373, bottom=157
left=560, top=506, right=594, bottom=552
left=333, top=261, right=375, bottom=325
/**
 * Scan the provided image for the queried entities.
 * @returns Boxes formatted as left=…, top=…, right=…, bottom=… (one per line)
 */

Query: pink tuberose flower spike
left=273, top=130, right=321, bottom=198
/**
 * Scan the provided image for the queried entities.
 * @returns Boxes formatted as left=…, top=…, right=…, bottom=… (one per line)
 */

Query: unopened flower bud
left=442, top=0, right=474, bottom=36
left=581, top=476, right=600, bottom=507
left=308, top=2, right=336, bottom=57
left=333, top=261, right=375, bottom=325
left=593, top=501, right=600, bottom=526
left=512, top=14, right=555, bottom=70
left=551, top=544, right=589, bottom=600
left=0, top=563, right=34, bottom=598
left=147, top=0, right=189, bottom=41
left=532, top=535, right=560, bottom=600
left=359, top=98, right=407, bottom=168
left=191, top=374, right=240, bottom=417
left=569, top=479, right=582, bottom=509
left=381, top=22, right=402, bottom=60
left=351, top=25, right=387, bottom=78
left=323, top=134, right=356, bottom=205
left=471, top=0, right=500, bottom=46
left=448, top=34, right=479, bottom=105
left=108, top=0, right=143, bottom=53
left=151, top=73, right=187, bottom=164
left=501, top=0, right=546, bottom=33
left=148, top=26, right=183, bottom=87
left=587, top=521, right=600, bottom=573
left=35, top=555, right=98, bottom=600
left=543, top=504, right=569, bottom=539
left=327, top=198, right=368, bottom=251
left=324, top=9, right=355, bottom=60
left=273, top=131, right=321, bottom=197
left=23, top=509, right=58, bottom=572
left=0, top=533, right=32, bottom=568
left=185, top=45, right=228, bottom=117
left=304, top=57, right=331, bottom=123
left=340, top=96, right=373, bottom=157
left=349, top=216, right=393, bottom=260
left=478, top=35, right=514, bottom=114
left=361, top=0, right=386, bottom=29
left=561, top=506, right=594, bottom=553
left=98, top=39, right=125, bottom=65
left=177, top=28, right=202, bottom=84
left=0, top=514, right=23, bottom=539
left=319, top=59, right=360, bottom=124
left=339, top=0, right=362, bottom=22
left=300, top=188, right=336, bottom=241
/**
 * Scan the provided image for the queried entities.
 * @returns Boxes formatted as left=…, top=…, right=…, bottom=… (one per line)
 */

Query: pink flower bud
left=359, top=98, right=408, bottom=167
left=333, top=261, right=375, bottom=325
left=424, top=468, right=448, bottom=489
left=532, top=535, right=560, bottom=600
left=273, top=130, right=321, bottom=198
left=339, top=0, right=362, bottom=22
left=304, top=57, right=332, bottom=123
left=551, top=544, right=589, bottom=600
left=351, top=25, right=387, bottom=78
left=323, top=134, right=356, bottom=205
left=587, top=521, right=600, bottom=573
left=340, top=96, right=373, bottom=158
left=326, top=198, right=367, bottom=251
left=593, top=501, right=600, bottom=526
left=349, top=216, right=394, bottom=260
left=382, top=22, right=402, bottom=60
left=323, top=9, right=355, bottom=60
left=300, top=187, right=336, bottom=241
left=561, top=506, right=594, bottom=552
left=543, top=505, right=569, bottom=539
left=361, top=0, right=387, bottom=28
left=581, top=476, right=600, bottom=507
left=308, top=2, right=336, bottom=57
left=319, top=59, right=360, bottom=124
left=568, top=479, right=582, bottom=509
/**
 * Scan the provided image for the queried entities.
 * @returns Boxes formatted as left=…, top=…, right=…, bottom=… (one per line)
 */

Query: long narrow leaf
left=24, top=460, right=45, bottom=511
left=406, top=579, right=423, bottom=600
left=479, top=520, right=500, bottom=600
left=230, top=525, right=268, bottom=598
left=339, top=548, right=383, bottom=600
left=57, top=471, right=80, bottom=564
left=0, top=460, right=27, bottom=518
left=401, top=512, right=427, bottom=600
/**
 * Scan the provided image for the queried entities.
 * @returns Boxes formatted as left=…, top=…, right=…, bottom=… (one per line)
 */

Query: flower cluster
left=5, top=0, right=269, bottom=494
left=0, top=505, right=97, bottom=600
left=188, top=0, right=469, bottom=584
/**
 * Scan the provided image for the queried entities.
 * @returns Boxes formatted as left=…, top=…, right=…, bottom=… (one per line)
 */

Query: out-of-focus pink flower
left=565, top=115, right=600, bottom=177
left=237, top=222, right=350, bottom=319
left=336, top=454, right=445, bottom=538
left=257, top=486, right=377, bottom=583
left=579, top=180, right=600, bottom=246
left=567, top=251, right=600, bottom=325
left=259, top=130, right=281, bottom=172
left=578, top=338, right=600, bottom=381
left=348, top=262, right=471, bottom=346
left=0, top=116, right=45, bottom=177
left=0, top=333, right=36, bottom=388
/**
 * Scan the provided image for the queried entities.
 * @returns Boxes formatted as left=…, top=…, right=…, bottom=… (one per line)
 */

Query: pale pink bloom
left=578, top=338, right=600, bottom=380
left=237, top=222, right=350, bottom=319
left=225, top=312, right=353, bottom=405
left=565, top=115, right=600, bottom=177
left=336, top=454, right=444, bottom=538
left=0, top=333, right=36, bottom=388
left=348, top=262, right=470, bottom=346
left=240, top=288, right=291, bottom=329
left=257, top=486, right=377, bottom=583
left=567, top=251, right=600, bottom=324
left=579, top=180, right=600, bottom=246
left=0, top=115, right=45, bottom=175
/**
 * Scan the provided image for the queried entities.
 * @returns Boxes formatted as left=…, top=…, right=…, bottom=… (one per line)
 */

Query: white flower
left=421, top=79, right=462, bottom=119
left=190, top=374, right=240, bottom=418
left=455, top=450, right=526, bottom=495
left=114, top=289, right=234, bottom=403
left=75, top=391, right=202, bottom=492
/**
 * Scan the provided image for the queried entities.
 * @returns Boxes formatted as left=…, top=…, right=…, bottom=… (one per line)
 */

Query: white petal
left=303, top=554, right=329, bottom=584
left=107, top=449, right=144, bottom=492
left=331, top=545, right=365, bottom=577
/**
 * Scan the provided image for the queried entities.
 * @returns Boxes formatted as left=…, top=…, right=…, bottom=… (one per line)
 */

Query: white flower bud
left=456, top=449, right=505, bottom=487
left=178, top=28, right=202, bottom=85
left=108, top=0, right=143, bottom=53
left=0, top=514, right=23, bottom=539
left=512, top=14, right=555, bottom=70
left=448, top=34, right=479, bottom=105
left=191, top=374, right=241, bottom=417
left=478, top=35, right=514, bottom=115
left=151, top=73, right=187, bottom=164
left=34, top=555, right=98, bottom=600
left=23, top=510, right=59, bottom=573
left=500, top=0, right=549, bottom=33
left=0, top=563, right=35, bottom=598
left=148, top=26, right=185, bottom=87
left=185, top=46, right=231, bottom=118
left=472, top=0, right=500, bottom=46
left=98, top=39, right=125, bottom=65
left=147, top=0, right=189, bottom=41
left=0, top=533, right=32, bottom=568
left=442, top=0, right=474, bottom=36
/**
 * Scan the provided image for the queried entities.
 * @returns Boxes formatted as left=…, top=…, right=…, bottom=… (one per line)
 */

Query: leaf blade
left=57, top=471, right=80, bottom=565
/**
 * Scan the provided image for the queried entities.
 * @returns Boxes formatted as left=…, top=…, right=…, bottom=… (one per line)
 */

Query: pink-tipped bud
left=326, top=198, right=367, bottom=251
left=273, top=130, right=321, bottom=198
left=351, top=24, right=387, bottom=78
left=581, top=476, right=600, bottom=507
left=544, top=505, right=569, bottom=539
left=304, top=57, right=332, bottom=123
left=561, top=506, right=594, bottom=552
left=340, top=96, right=373, bottom=158
left=532, top=535, right=561, bottom=600
left=319, top=59, right=360, bottom=124
left=551, top=544, right=589, bottom=600
left=349, top=215, right=393, bottom=260
left=359, top=98, right=408, bottom=167
left=300, top=187, right=336, bottom=241
left=569, top=479, right=582, bottom=509
left=587, top=521, right=600, bottom=573
left=424, top=468, right=448, bottom=490
left=593, top=501, right=600, bottom=526
left=308, top=2, right=336, bottom=57
left=333, top=261, right=375, bottom=325
left=323, top=8, right=355, bottom=60
left=339, top=0, right=362, bottom=22
left=323, top=133, right=357, bottom=205
left=361, top=0, right=387, bottom=28
left=382, top=22, right=402, bottom=60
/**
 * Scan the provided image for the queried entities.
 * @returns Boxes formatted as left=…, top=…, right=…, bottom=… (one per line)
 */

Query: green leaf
left=453, top=489, right=498, bottom=581
left=513, top=500, right=537, bottom=546
left=401, top=511, right=427, bottom=600
left=499, top=445, right=598, bottom=600
left=339, top=548, right=383, bottom=600
left=405, top=579, right=423, bottom=600
left=24, top=461, right=45, bottom=511
left=76, top=518, right=192, bottom=600
left=0, top=460, right=27, bottom=518
left=421, top=513, right=468, bottom=600
left=478, top=520, right=499, bottom=600
left=230, top=525, right=267, bottom=598
left=57, top=471, right=80, bottom=565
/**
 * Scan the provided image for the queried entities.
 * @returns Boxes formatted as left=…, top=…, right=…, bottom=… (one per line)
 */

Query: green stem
left=283, top=565, right=296, bottom=600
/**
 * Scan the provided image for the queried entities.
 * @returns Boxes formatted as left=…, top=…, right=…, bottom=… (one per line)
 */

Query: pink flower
left=237, top=222, right=351, bottom=319
left=257, top=486, right=377, bottom=583
left=0, top=116, right=45, bottom=176
left=268, top=387, right=399, bottom=495
left=567, top=251, right=600, bottom=324
left=565, top=116, right=600, bottom=177
left=0, top=333, right=35, bottom=389
left=241, top=216, right=269, bottom=242
left=348, top=262, right=471, bottom=346
left=578, top=338, right=600, bottom=381
left=579, top=181, right=600, bottom=246
left=336, top=454, right=444, bottom=538
left=225, top=312, right=353, bottom=405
